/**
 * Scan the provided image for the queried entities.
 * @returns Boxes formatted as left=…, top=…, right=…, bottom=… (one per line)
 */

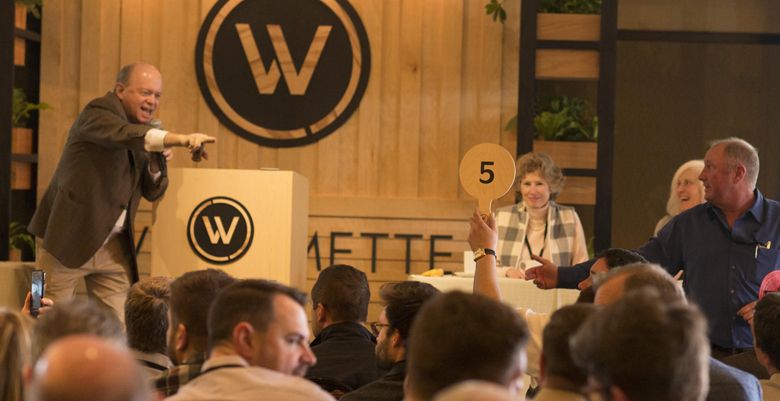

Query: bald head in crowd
left=574, top=263, right=710, bottom=401
left=28, top=335, right=150, bottom=401
left=31, top=298, right=124, bottom=363
left=592, top=262, right=684, bottom=306
left=573, top=288, right=709, bottom=401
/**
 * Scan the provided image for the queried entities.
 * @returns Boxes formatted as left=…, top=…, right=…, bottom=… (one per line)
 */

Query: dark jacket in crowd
left=306, top=322, right=384, bottom=392
left=340, top=361, right=406, bottom=401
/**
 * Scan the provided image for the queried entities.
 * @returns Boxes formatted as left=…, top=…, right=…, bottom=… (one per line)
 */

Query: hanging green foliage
left=539, top=0, right=602, bottom=15
left=12, top=88, right=50, bottom=127
left=485, top=0, right=507, bottom=24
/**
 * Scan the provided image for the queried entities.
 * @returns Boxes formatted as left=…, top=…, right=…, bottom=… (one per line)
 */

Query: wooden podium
left=151, top=168, right=309, bottom=289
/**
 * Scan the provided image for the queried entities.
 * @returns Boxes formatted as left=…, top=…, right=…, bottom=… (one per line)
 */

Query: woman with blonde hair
left=0, top=308, right=32, bottom=401
left=494, top=152, right=588, bottom=278
left=654, top=160, right=705, bottom=234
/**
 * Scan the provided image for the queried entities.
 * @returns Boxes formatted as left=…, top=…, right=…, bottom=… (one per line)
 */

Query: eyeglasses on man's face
left=369, top=322, right=391, bottom=336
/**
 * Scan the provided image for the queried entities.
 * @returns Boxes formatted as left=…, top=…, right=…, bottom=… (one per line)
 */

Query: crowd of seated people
left=3, top=188, right=780, bottom=401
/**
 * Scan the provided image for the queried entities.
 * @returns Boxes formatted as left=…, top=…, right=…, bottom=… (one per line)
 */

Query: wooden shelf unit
left=517, top=0, right=617, bottom=252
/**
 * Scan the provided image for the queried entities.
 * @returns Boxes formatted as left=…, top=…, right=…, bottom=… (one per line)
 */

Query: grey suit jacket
left=29, top=92, right=168, bottom=281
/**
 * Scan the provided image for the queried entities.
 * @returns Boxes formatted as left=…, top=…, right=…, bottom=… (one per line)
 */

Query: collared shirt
left=107, top=128, right=166, bottom=239
left=760, top=373, right=780, bottom=401
left=153, top=355, right=206, bottom=397
left=167, top=355, right=334, bottom=401
left=130, top=349, right=172, bottom=379
left=560, top=190, right=780, bottom=349
left=639, top=190, right=780, bottom=348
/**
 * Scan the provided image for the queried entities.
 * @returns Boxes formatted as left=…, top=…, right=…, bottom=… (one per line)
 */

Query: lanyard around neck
left=524, top=220, right=548, bottom=258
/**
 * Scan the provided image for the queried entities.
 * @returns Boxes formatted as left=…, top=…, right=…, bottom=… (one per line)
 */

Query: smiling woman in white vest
left=494, top=152, right=588, bottom=279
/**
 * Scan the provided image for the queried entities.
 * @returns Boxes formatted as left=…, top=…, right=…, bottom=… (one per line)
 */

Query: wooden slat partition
left=537, top=14, right=600, bottom=41
left=536, top=49, right=600, bottom=80
left=534, top=140, right=597, bottom=169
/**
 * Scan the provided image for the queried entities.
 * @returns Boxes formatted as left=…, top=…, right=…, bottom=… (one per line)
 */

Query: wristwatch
left=473, top=248, right=496, bottom=262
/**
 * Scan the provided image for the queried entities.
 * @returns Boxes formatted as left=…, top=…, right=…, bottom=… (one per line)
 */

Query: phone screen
left=31, top=269, right=45, bottom=317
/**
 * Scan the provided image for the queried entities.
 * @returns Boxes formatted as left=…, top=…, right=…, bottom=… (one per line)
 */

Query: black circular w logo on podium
left=195, top=0, right=371, bottom=148
left=187, top=197, right=254, bottom=265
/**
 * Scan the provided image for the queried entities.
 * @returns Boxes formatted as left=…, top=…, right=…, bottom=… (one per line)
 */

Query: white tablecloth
left=409, top=275, right=580, bottom=313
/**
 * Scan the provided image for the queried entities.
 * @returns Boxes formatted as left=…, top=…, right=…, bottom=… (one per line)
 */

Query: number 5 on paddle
left=459, top=143, right=516, bottom=215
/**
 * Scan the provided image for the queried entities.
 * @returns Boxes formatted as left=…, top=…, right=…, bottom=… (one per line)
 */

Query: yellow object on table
left=421, top=268, right=444, bottom=277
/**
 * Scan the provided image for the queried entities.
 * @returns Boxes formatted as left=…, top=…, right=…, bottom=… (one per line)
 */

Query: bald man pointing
left=29, top=63, right=215, bottom=323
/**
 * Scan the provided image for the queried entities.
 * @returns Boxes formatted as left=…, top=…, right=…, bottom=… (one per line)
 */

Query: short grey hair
left=517, top=152, right=565, bottom=199
left=115, top=62, right=155, bottom=85
left=116, top=64, right=137, bottom=85
left=709, top=137, right=759, bottom=189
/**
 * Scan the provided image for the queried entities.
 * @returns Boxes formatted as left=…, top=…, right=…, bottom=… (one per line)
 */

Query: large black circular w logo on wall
left=195, top=0, right=371, bottom=148
left=187, top=197, right=254, bottom=265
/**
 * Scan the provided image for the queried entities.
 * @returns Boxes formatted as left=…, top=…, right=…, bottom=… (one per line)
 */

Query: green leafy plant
left=15, top=0, right=43, bottom=19
left=12, top=88, right=50, bottom=127
left=503, top=96, right=597, bottom=142
left=539, top=0, right=602, bottom=14
left=9, top=222, right=35, bottom=255
left=533, top=96, right=598, bottom=141
left=485, top=0, right=600, bottom=23
left=485, top=0, right=507, bottom=23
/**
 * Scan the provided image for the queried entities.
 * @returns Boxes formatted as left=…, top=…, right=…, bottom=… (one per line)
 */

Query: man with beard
left=153, top=269, right=235, bottom=397
left=167, top=279, right=332, bottom=401
left=340, top=282, right=439, bottom=401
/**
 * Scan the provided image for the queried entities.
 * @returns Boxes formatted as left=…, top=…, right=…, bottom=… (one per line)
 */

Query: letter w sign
left=235, top=24, right=332, bottom=95
left=202, top=216, right=239, bottom=245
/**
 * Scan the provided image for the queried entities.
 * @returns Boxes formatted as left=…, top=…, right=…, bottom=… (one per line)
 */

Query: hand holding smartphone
left=31, top=269, right=45, bottom=318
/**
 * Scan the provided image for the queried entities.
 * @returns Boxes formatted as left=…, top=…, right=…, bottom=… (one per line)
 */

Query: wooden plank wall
left=38, top=0, right=522, bottom=321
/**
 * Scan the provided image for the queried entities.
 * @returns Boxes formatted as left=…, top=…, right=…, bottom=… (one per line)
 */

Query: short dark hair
left=542, top=303, right=596, bottom=386
left=595, top=248, right=647, bottom=269
left=125, top=277, right=172, bottom=354
left=407, top=291, right=529, bottom=401
left=207, top=279, right=306, bottom=349
left=170, top=269, right=235, bottom=350
left=310, top=265, right=370, bottom=322
left=572, top=289, right=709, bottom=401
left=32, top=299, right=124, bottom=362
left=379, top=282, right=439, bottom=343
left=754, top=293, right=780, bottom=370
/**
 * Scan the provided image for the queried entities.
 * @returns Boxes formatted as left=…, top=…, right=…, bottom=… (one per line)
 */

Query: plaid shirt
left=495, top=201, right=587, bottom=268
left=153, top=358, right=205, bottom=397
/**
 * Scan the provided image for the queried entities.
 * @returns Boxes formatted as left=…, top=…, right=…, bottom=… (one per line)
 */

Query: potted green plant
left=504, top=96, right=597, bottom=169
left=13, top=88, right=50, bottom=127
left=9, top=221, right=35, bottom=261
left=12, top=88, right=49, bottom=189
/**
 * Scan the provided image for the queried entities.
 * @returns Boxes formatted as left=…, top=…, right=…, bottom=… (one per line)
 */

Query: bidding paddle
left=459, top=143, right=516, bottom=216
